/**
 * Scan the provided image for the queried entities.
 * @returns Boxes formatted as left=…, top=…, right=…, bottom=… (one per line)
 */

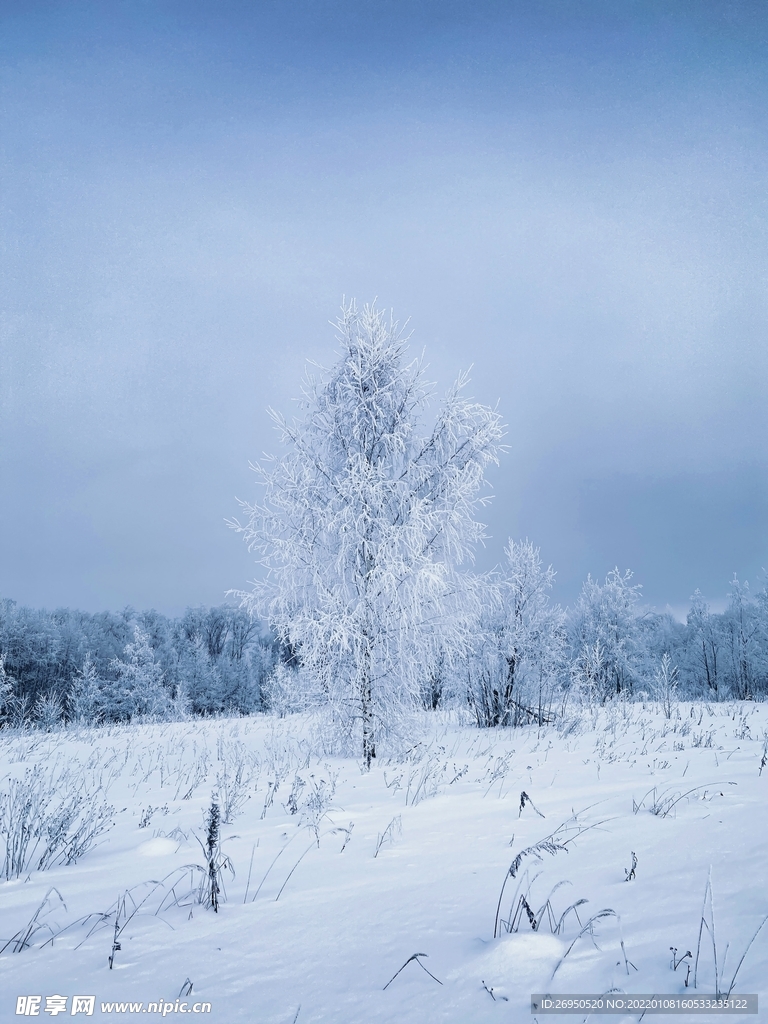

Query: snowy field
left=1, top=703, right=767, bottom=1024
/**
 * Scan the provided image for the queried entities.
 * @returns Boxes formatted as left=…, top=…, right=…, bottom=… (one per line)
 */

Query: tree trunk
left=360, top=634, right=375, bottom=769
left=504, top=650, right=521, bottom=726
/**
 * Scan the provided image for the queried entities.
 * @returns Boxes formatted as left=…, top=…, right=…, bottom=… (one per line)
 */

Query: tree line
left=462, top=547, right=768, bottom=729
left=0, top=600, right=282, bottom=727
left=0, top=563, right=765, bottom=733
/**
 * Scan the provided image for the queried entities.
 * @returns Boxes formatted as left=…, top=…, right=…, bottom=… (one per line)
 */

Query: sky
left=1, top=0, right=767, bottom=617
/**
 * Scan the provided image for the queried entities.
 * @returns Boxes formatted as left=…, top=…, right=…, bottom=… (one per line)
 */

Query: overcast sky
left=2, top=0, right=767, bottom=617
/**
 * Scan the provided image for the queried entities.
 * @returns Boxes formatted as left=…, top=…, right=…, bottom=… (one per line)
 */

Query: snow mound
left=454, top=932, right=565, bottom=1000
left=136, top=837, right=179, bottom=857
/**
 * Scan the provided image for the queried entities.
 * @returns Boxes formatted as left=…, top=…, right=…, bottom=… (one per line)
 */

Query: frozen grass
left=0, top=764, right=115, bottom=879
left=0, top=702, right=766, bottom=1022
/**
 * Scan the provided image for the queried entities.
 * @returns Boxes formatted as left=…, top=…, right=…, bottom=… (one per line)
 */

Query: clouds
left=1, top=1, right=767, bottom=612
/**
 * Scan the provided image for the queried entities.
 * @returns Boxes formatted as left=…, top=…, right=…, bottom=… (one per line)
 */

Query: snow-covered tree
left=178, top=634, right=223, bottom=714
left=421, top=645, right=447, bottom=710
left=68, top=652, right=103, bottom=723
left=722, top=575, right=764, bottom=699
left=685, top=589, right=723, bottom=698
left=107, top=625, right=171, bottom=721
left=653, top=652, right=679, bottom=719
left=231, top=301, right=505, bottom=765
left=33, top=690, right=64, bottom=731
left=468, top=539, right=565, bottom=727
left=169, top=677, right=192, bottom=720
left=172, top=606, right=267, bottom=715
left=0, top=654, right=15, bottom=725
left=260, top=662, right=320, bottom=717
left=568, top=568, right=642, bottom=701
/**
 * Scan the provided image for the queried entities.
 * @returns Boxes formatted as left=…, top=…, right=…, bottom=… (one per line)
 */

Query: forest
left=1, top=562, right=766, bottom=732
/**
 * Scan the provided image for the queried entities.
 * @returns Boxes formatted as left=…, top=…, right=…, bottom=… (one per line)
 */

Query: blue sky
left=2, top=0, right=767, bottom=615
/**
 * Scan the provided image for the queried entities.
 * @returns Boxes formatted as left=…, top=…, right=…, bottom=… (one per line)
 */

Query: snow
left=1, top=702, right=766, bottom=1023
left=136, top=838, right=180, bottom=858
